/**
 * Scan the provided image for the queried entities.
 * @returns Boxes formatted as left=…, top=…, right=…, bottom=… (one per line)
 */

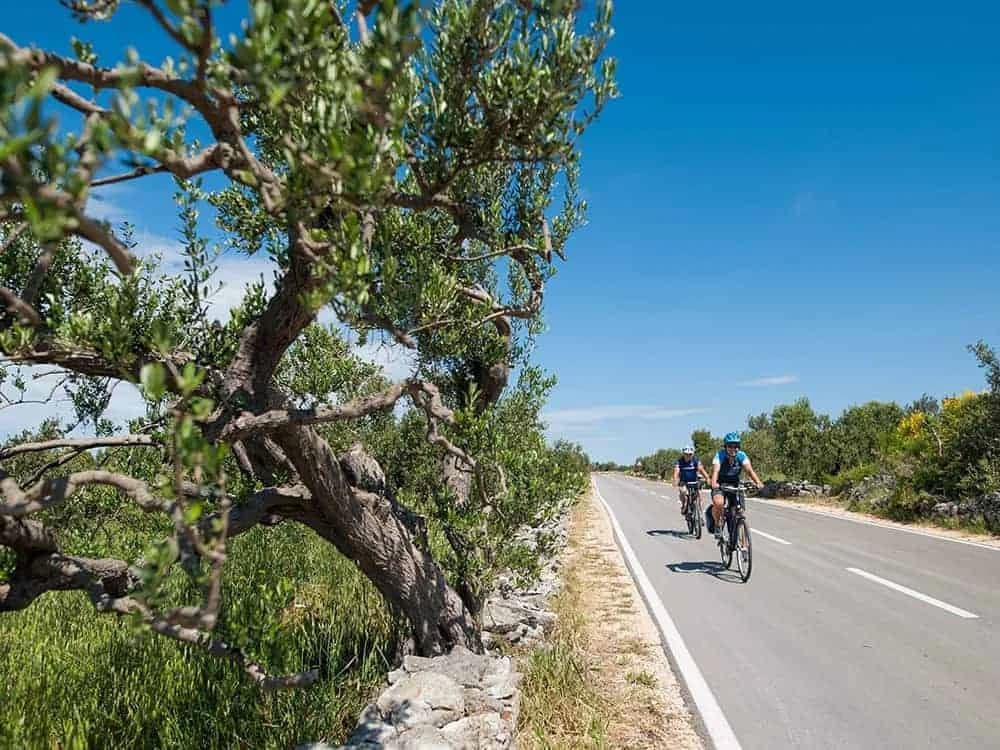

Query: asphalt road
left=593, top=472, right=1000, bottom=750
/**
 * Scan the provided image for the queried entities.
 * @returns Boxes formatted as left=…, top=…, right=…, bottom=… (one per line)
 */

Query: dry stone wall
left=303, top=504, right=571, bottom=750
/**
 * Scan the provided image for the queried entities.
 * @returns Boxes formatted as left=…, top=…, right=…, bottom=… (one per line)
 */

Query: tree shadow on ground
left=665, top=560, right=743, bottom=583
left=646, top=529, right=691, bottom=539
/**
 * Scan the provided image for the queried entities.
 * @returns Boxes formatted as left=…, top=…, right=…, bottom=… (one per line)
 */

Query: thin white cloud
left=205, top=253, right=275, bottom=321
left=543, top=405, right=707, bottom=429
left=86, top=195, right=128, bottom=224
left=739, top=374, right=799, bottom=387
left=0, top=366, right=147, bottom=440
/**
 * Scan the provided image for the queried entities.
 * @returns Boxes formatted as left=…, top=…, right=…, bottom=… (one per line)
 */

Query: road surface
left=593, top=473, right=1000, bottom=750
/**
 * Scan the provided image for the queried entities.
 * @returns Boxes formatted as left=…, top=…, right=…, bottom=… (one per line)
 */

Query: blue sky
left=3, top=2, right=999, bottom=463
left=535, top=2, right=1000, bottom=462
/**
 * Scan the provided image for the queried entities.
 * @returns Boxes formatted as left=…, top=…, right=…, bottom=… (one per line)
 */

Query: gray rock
left=335, top=704, right=398, bottom=748
left=441, top=713, right=512, bottom=749
left=463, top=687, right=505, bottom=715
left=401, top=646, right=492, bottom=688
left=933, top=501, right=959, bottom=517
left=377, top=671, right=465, bottom=729
left=388, top=726, right=459, bottom=750
left=483, top=599, right=556, bottom=635
left=387, top=668, right=407, bottom=684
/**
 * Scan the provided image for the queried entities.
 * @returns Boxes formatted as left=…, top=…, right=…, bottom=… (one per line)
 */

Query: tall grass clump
left=0, top=523, right=399, bottom=750
left=518, top=534, right=609, bottom=749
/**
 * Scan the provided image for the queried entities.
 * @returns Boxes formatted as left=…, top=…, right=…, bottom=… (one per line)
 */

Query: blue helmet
left=723, top=431, right=741, bottom=445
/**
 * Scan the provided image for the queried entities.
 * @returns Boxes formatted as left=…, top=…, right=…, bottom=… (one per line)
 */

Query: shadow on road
left=646, top=529, right=693, bottom=539
left=666, top=560, right=743, bottom=583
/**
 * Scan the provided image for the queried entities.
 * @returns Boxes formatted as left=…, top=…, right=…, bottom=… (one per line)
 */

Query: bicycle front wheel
left=735, top=518, right=752, bottom=582
left=693, top=496, right=703, bottom=539
left=720, top=517, right=733, bottom=568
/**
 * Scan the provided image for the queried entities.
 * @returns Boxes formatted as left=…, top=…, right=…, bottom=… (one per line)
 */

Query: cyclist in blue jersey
left=673, top=446, right=711, bottom=518
left=709, top=432, right=764, bottom=538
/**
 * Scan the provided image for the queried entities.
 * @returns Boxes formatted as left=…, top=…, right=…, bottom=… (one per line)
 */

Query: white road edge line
left=753, top=529, right=792, bottom=545
left=753, top=497, right=1000, bottom=552
left=846, top=567, right=979, bottom=619
left=592, top=477, right=742, bottom=750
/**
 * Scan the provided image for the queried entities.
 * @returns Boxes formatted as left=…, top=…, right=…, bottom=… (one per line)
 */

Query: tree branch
left=0, top=469, right=166, bottom=517
left=221, top=381, right=409, bottom=440
left=0, top=287, right=41, bottom=327
left=0, top=434, right=157, bottom=460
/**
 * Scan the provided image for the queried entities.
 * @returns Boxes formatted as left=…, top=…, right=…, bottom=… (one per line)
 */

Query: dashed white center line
left=753, top=529, right=792, bottom=545
left=846, top=567, right=979, bottom=619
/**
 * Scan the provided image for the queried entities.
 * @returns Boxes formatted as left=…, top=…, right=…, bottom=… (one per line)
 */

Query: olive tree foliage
left=0, top=0, right=616, bottom=679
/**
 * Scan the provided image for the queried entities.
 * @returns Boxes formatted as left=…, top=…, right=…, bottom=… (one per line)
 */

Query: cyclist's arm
left=672, top=465, right=680, bottom=486
left=698, top=463, right=711, bottom=482
left=743, top=458, right=764, bottom=489
left=710, top=458, right=721, bottom=489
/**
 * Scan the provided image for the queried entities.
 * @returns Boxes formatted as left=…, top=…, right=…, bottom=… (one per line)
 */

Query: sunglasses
left=725, top=444, right=740, bottom=449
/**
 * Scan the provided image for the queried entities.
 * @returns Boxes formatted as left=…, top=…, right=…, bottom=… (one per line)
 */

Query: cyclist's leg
left=711, top=488, right=725, bottom=534
left=678, top=484, right=689, bottom=513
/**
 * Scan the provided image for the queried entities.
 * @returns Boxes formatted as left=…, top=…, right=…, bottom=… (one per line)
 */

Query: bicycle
left=682, top=481, right=702, bottom=539
left=714, top=484, right=752, bottom=582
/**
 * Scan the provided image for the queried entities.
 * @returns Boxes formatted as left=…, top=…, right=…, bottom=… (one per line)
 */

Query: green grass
left=0, top=523, right=399, bottom=750
left=519, top=637, right=608, bottom=750
left=626, top=670, right=656, bottom=688
left=518, top=533, right=610, bottom=750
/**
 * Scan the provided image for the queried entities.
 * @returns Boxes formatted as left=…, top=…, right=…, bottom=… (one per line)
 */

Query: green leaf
left=140, top=362, right=167, bottom=400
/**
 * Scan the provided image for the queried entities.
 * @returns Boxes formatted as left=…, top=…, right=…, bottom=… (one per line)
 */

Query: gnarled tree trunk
left=273, top=424, right=480, bottom=654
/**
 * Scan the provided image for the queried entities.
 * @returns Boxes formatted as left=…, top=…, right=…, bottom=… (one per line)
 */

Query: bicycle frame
left=719, top=484, right=746, bottom=524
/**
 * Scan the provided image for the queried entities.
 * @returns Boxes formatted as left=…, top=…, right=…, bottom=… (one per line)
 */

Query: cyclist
left=709, top=432, right=764, bottom=538
left=673, top=446, right=710, bottom=518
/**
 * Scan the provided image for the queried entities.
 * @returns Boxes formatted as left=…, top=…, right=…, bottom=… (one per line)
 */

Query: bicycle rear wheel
left=735, top=518, right=752, bottom=582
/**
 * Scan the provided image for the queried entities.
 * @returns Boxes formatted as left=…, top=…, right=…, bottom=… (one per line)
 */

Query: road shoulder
left=518, top=485, right=704, bottom=749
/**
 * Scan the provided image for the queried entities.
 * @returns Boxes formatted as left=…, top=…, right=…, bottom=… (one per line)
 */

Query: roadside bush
left=827, top=462, right=882, bottom=496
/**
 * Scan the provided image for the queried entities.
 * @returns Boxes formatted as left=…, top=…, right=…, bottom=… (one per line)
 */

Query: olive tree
left=0, top=0, right=615, bottom=684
